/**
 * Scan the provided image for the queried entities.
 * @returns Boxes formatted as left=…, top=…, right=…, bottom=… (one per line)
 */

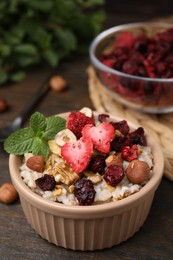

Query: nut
left=83, top=170, right=102, bottom=184
left=105, top=153, right=122, bottom=166
left=126, top=159, right=150, bottom=184
left=0, top=183, right=18, bottom=204
left=0, top=99, right=8, bottom=112
left=55, top=129, right=77, bottom=146
left=80, top=107, right=93, bottom=118
left=49, top=75, right=67, bottom=92
left=26, top=155, right=44, bottom=172
left=48, top=140, right=61, bottom=156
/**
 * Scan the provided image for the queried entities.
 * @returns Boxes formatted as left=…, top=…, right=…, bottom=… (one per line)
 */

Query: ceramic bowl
left=89, top=22, right=173, bottom=113
left=9, top=112, right=164, bottom=251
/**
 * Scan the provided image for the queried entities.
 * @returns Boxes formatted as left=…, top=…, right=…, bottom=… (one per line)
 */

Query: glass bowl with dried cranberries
left=90, top=22, right=173, bottom=113
left=9, top=110, right=164, bottom=251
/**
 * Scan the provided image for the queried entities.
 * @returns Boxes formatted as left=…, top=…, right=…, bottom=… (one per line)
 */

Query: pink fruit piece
left=82, top=122, right=115, bottom=153
left=61, top=137, right=93, bottom=174
left=66, top=111, right=95, bottom=139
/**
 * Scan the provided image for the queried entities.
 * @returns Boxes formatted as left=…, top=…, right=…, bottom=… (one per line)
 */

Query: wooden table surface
left=1, top=1, right=173, bottom=259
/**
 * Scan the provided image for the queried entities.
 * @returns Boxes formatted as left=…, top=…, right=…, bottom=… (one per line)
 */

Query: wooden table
left=1, top=1, right=173, bottom=259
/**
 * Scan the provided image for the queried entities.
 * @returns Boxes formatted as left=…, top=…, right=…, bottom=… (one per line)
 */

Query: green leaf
left=4, top=128, right=35, bottom=155
left=31, top=137, right=50, bottom=157
left=10, top=71, right=25, bottom=82
left=29, top=112, right=47, bottom=134
left=13, top=44, right=38, bottom=56
left=43, top=49, right=59, bottom=67
left=43, top=116, right=66, bottom=140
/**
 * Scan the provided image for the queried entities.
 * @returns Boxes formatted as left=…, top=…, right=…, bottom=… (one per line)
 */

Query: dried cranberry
left=35, top=174, right=56, bottom=191
left=103, top=165, right=124, bottom=187
left=111, top=136, right=127, bottom=152
left=111, top=120, right=130, bottom=136
left=121, top=144, right=138, bottom=161
left=88, top=154, right=106, bottom=174
left=127, top=127, right=147, bottom=146
left=98, top=113, right=110, bottom=123
left=74, top=179, right=96, bottom=206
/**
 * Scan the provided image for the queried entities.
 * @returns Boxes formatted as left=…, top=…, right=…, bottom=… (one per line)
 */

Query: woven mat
left=87, top=65, right=173, bottom=181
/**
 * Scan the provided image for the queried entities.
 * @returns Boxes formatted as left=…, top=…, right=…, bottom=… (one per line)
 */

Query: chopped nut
left=55, top=129, right=76, bottom=146
left=68, top=185, right=75, bottom=193
left=105, top=153, right=122, bottom=166
left=105, top=183, right=115, bottom=192
left=50, top=162, right=79, bottom=185
left=48, top=140, right=61, bottom=156
left=83, top=170, right=102, bottom=184
left=54, top=185, right=64, bottom=196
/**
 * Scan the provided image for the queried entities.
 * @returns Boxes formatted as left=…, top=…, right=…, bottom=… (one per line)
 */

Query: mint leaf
left=43, top=116, right=66, bottom=140
left=31, top=137, right=50, bottom=157
left=4, top=127, right=35, bottom=155
left=30, top=112, right=47, bottom=134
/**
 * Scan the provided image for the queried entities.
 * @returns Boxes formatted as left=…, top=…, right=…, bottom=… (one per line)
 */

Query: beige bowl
left=9, top=112, right=164, bottom=251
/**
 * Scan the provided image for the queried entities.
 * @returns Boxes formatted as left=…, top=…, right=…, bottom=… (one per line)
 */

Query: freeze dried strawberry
left=61, top=137, right=93, bottom=173
left=82, top=122, right=115, bottom=153
left=115, top=31, right=134, bottom=49
left=121, top=144, right=138, bottom=162
left=66, top=111, right=95, bottom=139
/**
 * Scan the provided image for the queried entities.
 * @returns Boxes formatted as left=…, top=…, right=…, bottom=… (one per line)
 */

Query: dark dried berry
left=98, top=113, right=109, bottom=123
left=88, top=154, right=106, bottom=174
left=74, top=179, right=96, bottom=206
left=111, top=136, right=127, bottom=152
left=127, top=127, right=147, bottom=146
left=103, top=165, right=124, bottom=187
left=35, top=174, right=56, bottom=191
left=111, top=120, right=130, bottom=136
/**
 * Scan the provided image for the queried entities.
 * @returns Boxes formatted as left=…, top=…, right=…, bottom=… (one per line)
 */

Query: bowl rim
left=89, top=21, right=173, bottom=83
left=9, top=111, right=164, bottom=219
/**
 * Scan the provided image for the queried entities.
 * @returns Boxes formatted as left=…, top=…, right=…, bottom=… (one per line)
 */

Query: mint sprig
left=4, top=112, right=66, bottom=157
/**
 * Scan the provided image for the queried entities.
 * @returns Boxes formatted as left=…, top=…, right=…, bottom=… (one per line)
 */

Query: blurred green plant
left=0, top=0, right=105, bottom=84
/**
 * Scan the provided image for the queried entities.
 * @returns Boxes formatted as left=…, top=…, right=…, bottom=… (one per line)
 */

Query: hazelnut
left=0, top=99, right=8, bottom=112
left=105, top=153, right=122, bottom=166
left=49, top=75, right=67, bottom=92
left=26, top=155, right=45, bottom=172
left=0, top=183, right=18, bottom=204
left=126, top=160, right=150, bottom=184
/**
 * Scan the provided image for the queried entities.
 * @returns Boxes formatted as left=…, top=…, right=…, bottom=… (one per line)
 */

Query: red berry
left=121, top=144, right=138, bottom=162
left=74, top=179, right=96, bottom=205
left=103, top=165, right=124, bottom=187
left=66, top=111, right=95, bottom=139
left=35, top=174, right=56, bottom=191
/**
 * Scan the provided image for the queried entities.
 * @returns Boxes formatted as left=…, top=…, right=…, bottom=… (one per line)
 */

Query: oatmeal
left=19, top=108, right=153, bottom=206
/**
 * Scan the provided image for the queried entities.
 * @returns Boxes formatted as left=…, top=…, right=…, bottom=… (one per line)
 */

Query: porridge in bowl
left=9, top=107, right=153, bottom=206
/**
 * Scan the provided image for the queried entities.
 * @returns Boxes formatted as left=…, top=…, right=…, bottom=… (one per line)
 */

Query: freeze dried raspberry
left=111, top=120, right=130, bottom=136
left=35, top=174, right=56, bottom=191
left=115, top=31, right=134, bottom=49
left=103, top=165, right=124, bottom=187
left=74, top=179, right=96, bottom=206
left=121, top=144, right=138, bottom=162
left=66, top=111, right=95, bottom=139
left=88, top=154, right=106, bottom=174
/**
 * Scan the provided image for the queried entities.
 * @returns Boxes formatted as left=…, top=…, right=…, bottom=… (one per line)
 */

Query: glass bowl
left=89, top=22, right=173, bottom=113
left=9, top=111, right=164, bottom=251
